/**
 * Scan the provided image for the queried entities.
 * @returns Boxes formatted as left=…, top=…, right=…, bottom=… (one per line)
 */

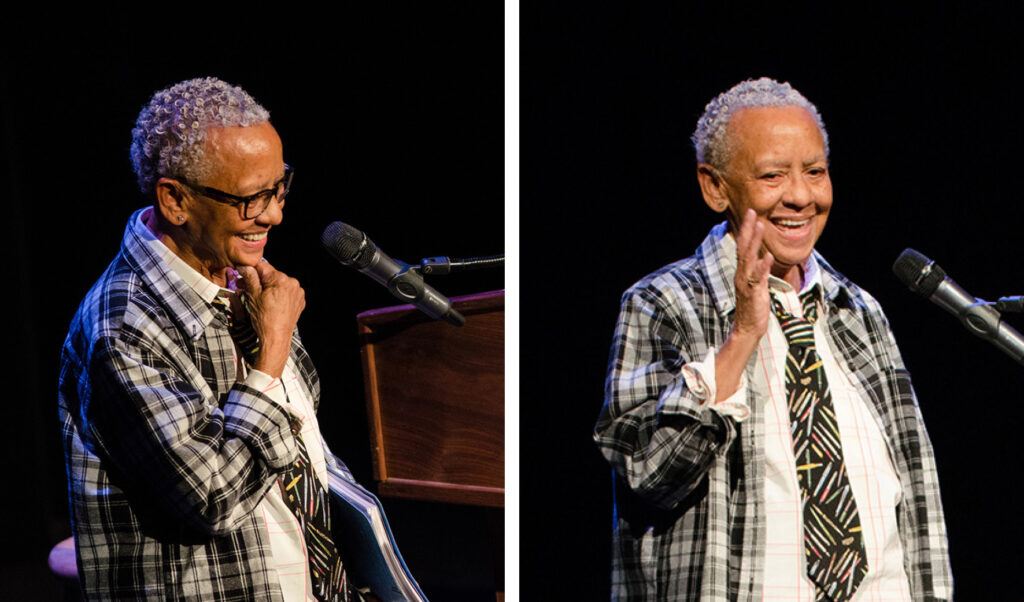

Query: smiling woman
left=593, top=77, right=952, bottom=601
left=58, top=76, right=373, bottom=602
left=697, top=105, right=832, bottom=289
left=150, top=121, right=287, bottom=285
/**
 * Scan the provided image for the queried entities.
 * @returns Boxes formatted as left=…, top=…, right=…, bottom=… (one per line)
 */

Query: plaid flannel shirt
left=594, top=223, right=952, bottom=601
left=59, top=209, right=328, bottom=600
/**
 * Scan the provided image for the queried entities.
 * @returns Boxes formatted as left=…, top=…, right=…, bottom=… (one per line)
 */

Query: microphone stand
left=418, top=254, right=505, bottom=276
left=994, top=296, right=1024, bottom=313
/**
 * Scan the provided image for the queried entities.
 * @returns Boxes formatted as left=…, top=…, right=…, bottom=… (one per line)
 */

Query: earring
left=177, top=215, right=185, bottom=223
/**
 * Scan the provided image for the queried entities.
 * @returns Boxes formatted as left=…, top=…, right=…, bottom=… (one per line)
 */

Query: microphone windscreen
left=321, top=222, right=372, bottom=268
left=892, top=248, right=946, bottom=297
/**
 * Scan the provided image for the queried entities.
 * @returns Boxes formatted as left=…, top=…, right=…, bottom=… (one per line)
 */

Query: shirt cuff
left=680, top=349, right=751, bottom=422
left=245, top=368, right=287, bottom=407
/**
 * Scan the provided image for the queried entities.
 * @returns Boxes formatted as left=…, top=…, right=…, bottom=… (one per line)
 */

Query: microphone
left=321, top=222, right=465, bottom=326
left=892, top=248, right=1024, bottom=365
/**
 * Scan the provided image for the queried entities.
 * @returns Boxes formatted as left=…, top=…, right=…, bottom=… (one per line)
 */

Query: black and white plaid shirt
left=59, top=208, right=329, bottom=600
left=595, top=223, right=952, bottom=601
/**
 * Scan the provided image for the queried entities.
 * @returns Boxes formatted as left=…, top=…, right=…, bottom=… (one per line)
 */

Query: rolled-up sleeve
left=594, top=285, right=742, bottom=510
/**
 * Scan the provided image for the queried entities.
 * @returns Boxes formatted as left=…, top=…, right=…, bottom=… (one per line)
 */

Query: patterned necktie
left=211, top=294, right=359, bottom=602
left=211, top=294, right=261, bottom=368
left=771, top=285, right=869, bottom=602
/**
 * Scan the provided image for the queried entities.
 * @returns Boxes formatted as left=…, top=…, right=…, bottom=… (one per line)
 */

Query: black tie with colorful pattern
left=211, top=293, right=360, bottom=602
left=771, top=285, right=869, bottom=602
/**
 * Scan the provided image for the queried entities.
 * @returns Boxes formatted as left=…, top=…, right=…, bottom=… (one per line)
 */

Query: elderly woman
left=59, top=78, right=366, bottom=601
left=594, top=78, right=952, bottom=601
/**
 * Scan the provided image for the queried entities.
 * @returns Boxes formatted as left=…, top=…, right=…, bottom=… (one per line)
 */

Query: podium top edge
left=356, top=289, right=505, bottom=321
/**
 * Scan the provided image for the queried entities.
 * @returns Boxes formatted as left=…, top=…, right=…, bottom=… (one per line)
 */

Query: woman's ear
left=696, top=164, right=729, bottom=213
left=154, top=177, right=191, bottom=225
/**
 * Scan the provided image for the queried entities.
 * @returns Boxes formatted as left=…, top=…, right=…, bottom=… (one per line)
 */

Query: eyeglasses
left=181, top=165, right=294, bottom=220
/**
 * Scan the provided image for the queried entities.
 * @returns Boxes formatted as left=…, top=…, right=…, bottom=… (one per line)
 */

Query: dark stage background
left=1, top=9, right=504, bottom=601
left=524, top=4, right=1024, bottom=601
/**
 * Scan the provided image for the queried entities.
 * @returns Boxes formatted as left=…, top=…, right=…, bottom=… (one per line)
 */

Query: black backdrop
left=1, top=8, right=504, bottom=601
left=524, top=3, right=1024, bottom=601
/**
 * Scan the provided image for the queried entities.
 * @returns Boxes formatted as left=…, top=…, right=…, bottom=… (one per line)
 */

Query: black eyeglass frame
left=180, top=164, right=293, bottom=220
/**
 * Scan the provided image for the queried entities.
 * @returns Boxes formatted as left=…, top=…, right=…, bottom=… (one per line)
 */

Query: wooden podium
left=356, top=290, right=504, bottom=508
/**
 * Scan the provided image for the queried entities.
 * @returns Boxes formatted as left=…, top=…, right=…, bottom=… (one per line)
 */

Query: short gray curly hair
left=692, top=77, right=828, bottom=171
left=130, top=77, right=271, bottom=198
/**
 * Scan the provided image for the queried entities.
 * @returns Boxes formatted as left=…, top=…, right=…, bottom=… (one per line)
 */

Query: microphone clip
left=387, top=261, right=427, bottom=301
left=961, top=300, right=1005, bottom=340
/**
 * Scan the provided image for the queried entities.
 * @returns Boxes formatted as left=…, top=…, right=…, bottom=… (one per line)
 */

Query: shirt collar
left=699, top=222, right=737, bottom=317
left=767, top=253, right=821, bottom=296
left=138, top=211, right=231, bottom=305
left=120, top=207, right=223, bottom=339
left=700, top=221, right=831, bottom=317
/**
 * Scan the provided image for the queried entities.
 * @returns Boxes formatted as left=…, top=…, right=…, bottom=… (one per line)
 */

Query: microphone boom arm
left=419, top=254, right=505, bottom=276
